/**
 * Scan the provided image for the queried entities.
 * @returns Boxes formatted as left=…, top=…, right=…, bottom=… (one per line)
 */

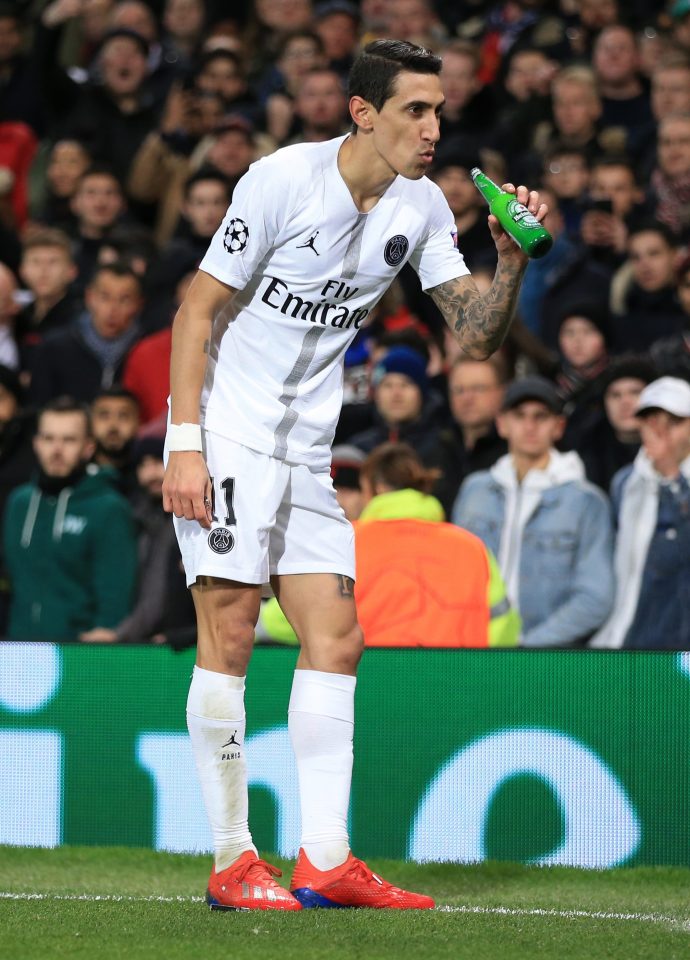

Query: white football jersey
left=198, top=135, right=469, bottom=469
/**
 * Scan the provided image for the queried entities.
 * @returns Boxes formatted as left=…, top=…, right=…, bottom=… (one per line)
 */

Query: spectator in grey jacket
left=452, top=376, right=614, bottom=647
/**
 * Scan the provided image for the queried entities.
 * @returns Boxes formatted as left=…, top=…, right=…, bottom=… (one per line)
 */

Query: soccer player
left=162, top=39, right=546, bottom=912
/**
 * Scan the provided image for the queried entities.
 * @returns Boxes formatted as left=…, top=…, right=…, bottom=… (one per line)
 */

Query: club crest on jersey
left=384, top=235, right=409, bottom=266
left=208, top=527, right=235, bottom=554
left=223, top=218, right=249, bottom=255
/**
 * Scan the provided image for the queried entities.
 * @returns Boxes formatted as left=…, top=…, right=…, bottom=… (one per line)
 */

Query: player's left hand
left=488, top=184, right=548, bottom=265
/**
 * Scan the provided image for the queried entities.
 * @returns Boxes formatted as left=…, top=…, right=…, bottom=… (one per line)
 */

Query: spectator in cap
left=651, top=253, right=690, bottom=382
left=348, top=345, right=443, bottom=465
left=453, top=375, right=614, bottom=647
left=578, top=357, right=657, bottom=492
left=591, top=377, right=690, bottom=649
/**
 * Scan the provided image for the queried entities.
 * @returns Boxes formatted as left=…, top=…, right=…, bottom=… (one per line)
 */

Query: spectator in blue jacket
left=591, top=376, right=690, bottom=649
left=453, top=375, right=614, bottom=647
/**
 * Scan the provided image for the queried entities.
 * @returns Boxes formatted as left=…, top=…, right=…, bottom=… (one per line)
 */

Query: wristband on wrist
left=167, top=422, right=203, bottom=452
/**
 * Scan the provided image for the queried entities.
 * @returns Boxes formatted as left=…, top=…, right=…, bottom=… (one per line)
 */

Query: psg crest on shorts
left=208, top=527, right=235, bottom=554
left=223, top=218, right=249, bottom=255
left=384, top=234, right=409, bottom=266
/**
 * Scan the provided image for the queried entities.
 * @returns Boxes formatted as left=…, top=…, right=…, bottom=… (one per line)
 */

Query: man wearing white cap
left=590, top=376, right=690, bottom=649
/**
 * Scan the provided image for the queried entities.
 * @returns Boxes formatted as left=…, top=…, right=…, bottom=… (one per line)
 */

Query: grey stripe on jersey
left=341, top=213, right=367, bottom=280
left=272, top=327, right=326, bottom=460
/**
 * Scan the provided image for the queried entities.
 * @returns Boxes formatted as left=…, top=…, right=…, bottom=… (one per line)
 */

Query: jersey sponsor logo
left=208, top=527, right=235, bottom=554
left=296, top=230, right=320, bottom=255
left=261, top=276, right=371, bottom=330
left=384, top=234, right=409, bottom=266
left=223, top=218, right=249, bottom=254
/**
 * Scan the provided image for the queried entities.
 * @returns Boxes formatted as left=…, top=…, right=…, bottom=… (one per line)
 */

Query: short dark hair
left=628, top=219, right=678, bottom=248
left=91, top=386, right=140, bottom=409
left=38, top=396, right=91, bottom=433
left=78, top=165, right=123, bottom=190
left=184, top=169, right=230, bottom=200
left=348, top=40, right=442, bottom=133
left=89, top=261, right=144, bottom=292
left=198, top=49, right=243, bottom=74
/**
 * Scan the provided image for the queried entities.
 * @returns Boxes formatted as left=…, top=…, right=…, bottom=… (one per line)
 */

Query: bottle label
left=506, top=199, right=541, bottom=230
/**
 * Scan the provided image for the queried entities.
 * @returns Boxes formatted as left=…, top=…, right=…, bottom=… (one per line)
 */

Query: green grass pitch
left=1, top=846, right=689, bottom=960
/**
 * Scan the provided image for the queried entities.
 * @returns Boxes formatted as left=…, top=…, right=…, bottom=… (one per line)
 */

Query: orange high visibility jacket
left=354, top=490, right=517, bottom=648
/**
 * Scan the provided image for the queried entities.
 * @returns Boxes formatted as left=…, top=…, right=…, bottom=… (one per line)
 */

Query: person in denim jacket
left=452, top=375, right=614, bottom=647
left=590, top=377, right=690, bottom=650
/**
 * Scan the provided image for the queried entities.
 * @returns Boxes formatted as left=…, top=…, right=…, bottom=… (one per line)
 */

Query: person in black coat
left=578, top=356, right=657, bottom=492
left=16, top=228, right=79, bottom=370
left=429, top=353, right=508, bottom=515
left=28, top=263, right=143, bottom=406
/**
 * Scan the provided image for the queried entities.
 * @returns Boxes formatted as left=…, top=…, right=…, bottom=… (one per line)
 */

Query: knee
left=326, top=622, right=365, bottom=674
left=197, top=615, right=256, bottom=674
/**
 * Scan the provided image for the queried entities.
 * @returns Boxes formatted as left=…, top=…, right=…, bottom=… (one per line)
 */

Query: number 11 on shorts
left=209, top=477, right=237, bottom=526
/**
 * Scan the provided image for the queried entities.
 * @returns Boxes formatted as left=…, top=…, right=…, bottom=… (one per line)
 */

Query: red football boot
left=290, top=848, right=435, bottom=910
left=206, top=851, right=302, bottom=911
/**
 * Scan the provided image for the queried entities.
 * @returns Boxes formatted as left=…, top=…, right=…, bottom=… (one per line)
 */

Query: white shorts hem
left=269, top=561, right=356, bottom=579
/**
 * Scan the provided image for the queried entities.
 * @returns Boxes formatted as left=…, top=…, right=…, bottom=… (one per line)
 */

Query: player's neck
left=337, top=134, right=398, bottom=213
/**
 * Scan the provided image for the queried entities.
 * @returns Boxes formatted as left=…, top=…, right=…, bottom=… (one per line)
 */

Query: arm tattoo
left=334, top=574, right=355, bottom=599
left=429, top=259, right=525, bottom=359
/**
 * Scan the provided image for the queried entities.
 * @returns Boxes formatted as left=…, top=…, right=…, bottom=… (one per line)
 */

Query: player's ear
left=350, top=95, right=375, bottom=132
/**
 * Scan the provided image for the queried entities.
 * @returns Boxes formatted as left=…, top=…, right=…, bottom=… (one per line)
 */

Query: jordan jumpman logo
left=297, top=230, right=320, bottom=255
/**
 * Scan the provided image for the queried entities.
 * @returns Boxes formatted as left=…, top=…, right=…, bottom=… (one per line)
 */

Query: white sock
left=288, top=669, right=356, bottom=871
left=186, top=665, right=257, bottom=872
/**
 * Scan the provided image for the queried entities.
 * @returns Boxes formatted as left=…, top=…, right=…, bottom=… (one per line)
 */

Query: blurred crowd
left=1, top=0, right=689, bottom=649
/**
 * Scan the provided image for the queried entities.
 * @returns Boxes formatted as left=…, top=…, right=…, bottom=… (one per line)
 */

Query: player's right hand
left=163, top=451, right=213, bottom=529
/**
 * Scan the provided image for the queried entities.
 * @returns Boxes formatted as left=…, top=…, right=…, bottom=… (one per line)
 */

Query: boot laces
left=343, top=857, right=389, bottom=888
left=229, top=856, right=283, bottom=884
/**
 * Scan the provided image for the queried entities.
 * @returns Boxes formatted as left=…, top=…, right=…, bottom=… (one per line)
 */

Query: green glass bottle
left=470, top=167, right=553, bottom=259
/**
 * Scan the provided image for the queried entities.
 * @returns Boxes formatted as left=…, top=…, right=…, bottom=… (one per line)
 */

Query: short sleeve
left=408, top=184, right=471, bottom=291
left=198, top=156, right=293, bottom=290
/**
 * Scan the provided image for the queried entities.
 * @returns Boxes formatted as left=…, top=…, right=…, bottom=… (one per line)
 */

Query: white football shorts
left=169, top=430, right=355, bottom=587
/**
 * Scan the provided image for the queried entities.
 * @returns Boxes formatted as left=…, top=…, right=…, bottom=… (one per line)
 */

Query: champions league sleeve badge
left=384, top=235, right=409, bottom=267
left=223, top=218, right=249, bottom=255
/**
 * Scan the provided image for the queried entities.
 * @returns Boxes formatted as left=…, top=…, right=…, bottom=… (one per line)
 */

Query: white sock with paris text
left=288, top=669, right=356, bottom=871
left=186, top=665, right=257, bottom=872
